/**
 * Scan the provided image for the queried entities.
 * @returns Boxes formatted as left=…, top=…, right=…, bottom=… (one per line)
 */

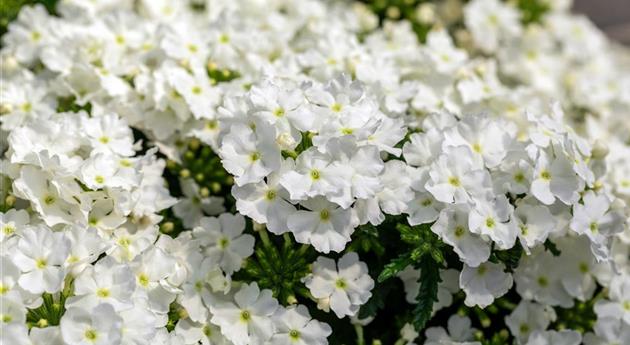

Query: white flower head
left=304, top=252, right=374, bottom=318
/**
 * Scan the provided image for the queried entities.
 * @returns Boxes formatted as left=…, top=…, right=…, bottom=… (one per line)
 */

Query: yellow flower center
left=84, top=329, right=98, bottom=342
left=448, top=176, right=461, bottom=187
left=96, top=288, right=110, bottom=298
left=36, top=258, right=47, bottom=269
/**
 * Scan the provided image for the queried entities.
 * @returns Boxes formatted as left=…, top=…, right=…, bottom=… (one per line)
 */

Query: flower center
left=94, top=175, right=105, bottom=184
left=589, top=222, right=598, bottom=233
left=335, top=278, right=347, bottom=289
left=454, top=226, right=465, bottom=238
left=447, top=176, right=460, bottom=187
left=578, top=262, right=589, bottom=274
left=330, top=103, right=342, bottom=112
left=250, top=152, right=261, bottom=162
left=319, top=209, right=330, bottom=221
left=43, top=195, right=56, bottom=205
left=84, top=329, right=98, bottom=342
left=289, top=329, right=300, bottom=340
left=219, top=237, right=230, bottom=249
left=36, top=258, right=47, bottom=269
left=265, top=189, right=277, bottom=201
left=477, top=265, right=487, bottom=276
left=138, top=273, right=150, bottom=287
left=273, top=108, right=285, bottom=117
left=310, top=169, right=320, bottom=180
left=540, top=170, right=551, bottom=180
left=99, top=136, right=110, bottom=144
left=96, top=288, right=110, bottom=298
left=537, top=276, right=549, bottom=287
left=240, top=310, right=251, bottom=322
left=485, top=217, right=495, bottom=229
left=2, top=225, right=15, bottom=235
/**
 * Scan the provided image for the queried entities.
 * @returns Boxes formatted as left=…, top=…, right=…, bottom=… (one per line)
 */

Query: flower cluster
left=1, top=0, right=629, bottom=344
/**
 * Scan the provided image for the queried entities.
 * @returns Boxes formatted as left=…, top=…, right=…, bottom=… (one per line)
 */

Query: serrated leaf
left=377, top=252, right=413, bottom=283
left=396, top=223, right=421, bottom=245
left=358, top=279, right=395, bottom=319
left=412, top=255, right=441, bottom=331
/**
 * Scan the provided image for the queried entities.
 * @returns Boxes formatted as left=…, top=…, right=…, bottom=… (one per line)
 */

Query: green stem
left=297, top=244, right=310, bottom=256
left=355, top=323, right=365, bottom=345
left=258, top=227, right=272, bottom=248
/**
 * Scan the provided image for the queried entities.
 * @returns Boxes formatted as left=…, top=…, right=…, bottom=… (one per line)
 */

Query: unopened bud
left=0, top=103, right=13, bottom=115
left=416, top=3, right=436, bottom=24
left=189, top=138, right=200, bottom=150
left=180, top=169, right=191, bottom=178
left=591, top=139, right=609, bottom=159
left=210, top=182, right=222, bottom=194
left=200, top=187, right=210, bottom=198
left=161, top=222, right=174, bottom=233
left=5, top=195, right=16, bottom=207
left=286, top=295, right=298, bottom=305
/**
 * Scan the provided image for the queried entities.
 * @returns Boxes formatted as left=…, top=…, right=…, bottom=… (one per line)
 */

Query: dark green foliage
left=412, top=255, right=442, bottom=331
left=347, top=224, right=386, bottom=257
left=378, top=252, right=414, bottom=282
left=544, top=239, right=562, bottom=256
left=235, top=231, right=314, bottom=305
left=517, top=0, right=550, bottom=24
left=1, top=0, right=57, bottom=37
left=491, top=242, right=523, bottom=272
left=26, top=277, right=72, bottom=328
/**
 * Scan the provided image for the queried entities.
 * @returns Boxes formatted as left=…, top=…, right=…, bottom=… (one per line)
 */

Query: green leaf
left=358, top=279, right=396, bottom=319
left=412, top=255, right=441, bottom=331
left=493, top=243, right=523, bottom=272
left=544, top=239, right=562, bottom=256
left=377, top=252, right=413, bottom=283
left=396, top=223, right=421, bottom=245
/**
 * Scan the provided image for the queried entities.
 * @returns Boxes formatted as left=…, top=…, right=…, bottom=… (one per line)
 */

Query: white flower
left=82, top=113, right=135, bottom=157
left=269, top=304, right=332, bottom=345
left=219, top=123, right=281, bottom=186
left=279, top=148, right=348, bottom=202
left=13, top=225, right=70, bottom=294
left=303, top=252, right=374, bottom=318
left=513, top=202, right=556, bottom=253
left=173, top=178, right=225, bottom=229
left=425, top=315, right=479, bottom=345
left=506, top=300, right=557, bottom=344
left=514, top=250, right=574, bottom=308
left=594, top=273, right=630, bottom=325
left=530, top=151, right=582, bottom=206
left=570, top=191, right=625, bottom=260
left=66, top=257, right=135, bottom=312
left=468, top=195, right=518, bottom=250
left=193, top=213, right=255, bottom=274
left=209, top=282, right=279, bottom=345
left=12, top=166, right=88, bottom=227
left=464, top=0, right=522, bottom=53
left=130, top=247, right=178, bottom=316
left=232, top=160, right=297, bottom=235
left=432, top=205, right=490, bottom=268
left=287, top=197, right=355, bottom=254
left=524, top=330, right=581, bottom=345
left=0, top=209, right=29, bottom=242
left=425, top=146, right=491, bottom=204
left=60, top=304, right=123, bottom=345
left=460, top=262, right=513, bottom=308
